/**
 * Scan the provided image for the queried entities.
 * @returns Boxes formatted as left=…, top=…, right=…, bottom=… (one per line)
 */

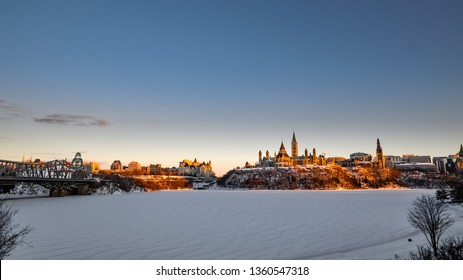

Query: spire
left=280, top=141, right=285, bottom=150
left=376, top=138, right=383, bottom=153
left=376, top=138, right=384, bottom=169
left=292, top=131, right=297, bottom=143
left=22, top=153, right=25, bottom=162
left=460, top=144, right=463, bottom=153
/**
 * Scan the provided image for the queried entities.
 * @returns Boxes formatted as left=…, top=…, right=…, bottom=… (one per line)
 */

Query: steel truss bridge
left=0, top=159, right=100, bottom=195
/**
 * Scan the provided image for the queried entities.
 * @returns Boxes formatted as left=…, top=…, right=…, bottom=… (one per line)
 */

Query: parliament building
left=256, top=132, right=326, bottom=167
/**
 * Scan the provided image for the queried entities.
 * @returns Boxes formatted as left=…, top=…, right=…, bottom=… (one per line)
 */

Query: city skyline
left=3, top=132, right=462, bottom=176
left=1, top=0, right=462, bottom=176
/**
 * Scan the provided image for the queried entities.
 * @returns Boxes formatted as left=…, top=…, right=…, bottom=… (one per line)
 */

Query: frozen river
left=6, top=189, right=463, bottom=259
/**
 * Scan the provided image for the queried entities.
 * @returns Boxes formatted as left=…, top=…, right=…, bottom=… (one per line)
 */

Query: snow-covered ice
left=5, top=189, right=463, bottom=259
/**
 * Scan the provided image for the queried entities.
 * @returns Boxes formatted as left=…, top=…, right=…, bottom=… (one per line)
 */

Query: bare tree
left=407, top=194, right=455, bottom=258
left=0, top=199, right=33, bottom=259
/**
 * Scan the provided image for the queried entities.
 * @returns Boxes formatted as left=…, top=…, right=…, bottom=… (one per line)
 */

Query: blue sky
left=1, top=0, right=462, bottom=175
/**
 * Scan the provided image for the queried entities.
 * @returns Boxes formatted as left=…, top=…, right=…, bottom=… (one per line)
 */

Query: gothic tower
left=312, top=148, right=317, bottom=164
left=291, top=131, right=298, bottom=158
left=258, top=150, right=262, bottom=162
left=376, top=138, right=384, bottom=169
left=266, top=150, right=270, bottom=159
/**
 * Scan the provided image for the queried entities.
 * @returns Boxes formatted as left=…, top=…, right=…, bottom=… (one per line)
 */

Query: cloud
left=34, top=114, right=110, bottom=127
left=0, top=99, right=9, bottom=107
left=0, top=99, right=19, bottom=111
left=0, top=99, right=27, bottom=119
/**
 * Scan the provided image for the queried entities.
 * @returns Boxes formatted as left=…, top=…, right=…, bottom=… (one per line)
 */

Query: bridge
left=0, top=159, right=101, bottom=196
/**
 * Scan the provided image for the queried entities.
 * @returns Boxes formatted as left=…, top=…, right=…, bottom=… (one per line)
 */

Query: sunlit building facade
left=110, top=160, right=123, bottom=171
left=178, top=158, right=214, bottom=178
left=256, top=132, right=325, bottom=167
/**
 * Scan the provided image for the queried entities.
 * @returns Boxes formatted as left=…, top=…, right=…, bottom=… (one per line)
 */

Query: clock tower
left=291, top=131, right=298, bottom=158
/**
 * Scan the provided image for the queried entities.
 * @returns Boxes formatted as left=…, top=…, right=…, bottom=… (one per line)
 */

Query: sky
left=1, top=0, right=462, bottom=176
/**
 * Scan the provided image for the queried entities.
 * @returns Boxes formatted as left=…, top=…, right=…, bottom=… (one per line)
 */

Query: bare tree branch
left=407, top=194, right=455, bottom=258
left=0, top=199, right=33, bottom=259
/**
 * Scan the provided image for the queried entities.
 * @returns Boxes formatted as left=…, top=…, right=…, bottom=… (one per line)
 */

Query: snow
left=92, top=184, right=124, bottom=195
left=1, top=184, right=49, bottom=198
left=5, top=189, right=463, bottom=260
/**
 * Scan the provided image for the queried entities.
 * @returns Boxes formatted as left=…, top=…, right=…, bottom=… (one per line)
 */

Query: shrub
left=409, top=236, right=463, bottom=260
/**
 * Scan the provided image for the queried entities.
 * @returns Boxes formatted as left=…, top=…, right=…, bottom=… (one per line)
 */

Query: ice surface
left=5, top=189, right=463, bottom=260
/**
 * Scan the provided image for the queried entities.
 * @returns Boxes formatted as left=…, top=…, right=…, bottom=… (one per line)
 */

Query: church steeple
left=291, top=131, right=298, bottom=158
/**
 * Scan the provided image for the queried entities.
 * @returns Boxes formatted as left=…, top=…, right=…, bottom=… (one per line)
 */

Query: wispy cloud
left=0, top=99, right=13, bottom=108
left=35, top=152, right=65, bottom=157
left=32, top=152, right=65, bottom=159
left=34, top=114, right=110, bottom=127
left=139, top=117, right=168, bottom=126
left=0, top=99, right=28, bottom=119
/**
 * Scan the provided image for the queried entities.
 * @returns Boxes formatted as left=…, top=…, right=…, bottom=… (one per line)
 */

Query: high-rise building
left=128, top=161, right=142, bottom=171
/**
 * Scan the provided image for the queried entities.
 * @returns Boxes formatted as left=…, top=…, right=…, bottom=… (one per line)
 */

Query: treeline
left=218, top=166, right=463, bottom=193
left=398, top=171, right=463, bottom=203
left=95, top=174, right=192, bottom=192
left=134, top=177, right=191, bottom=191
left=98, top=169, right=180, bottom=176
left=218, top=166, right=400, bottom=190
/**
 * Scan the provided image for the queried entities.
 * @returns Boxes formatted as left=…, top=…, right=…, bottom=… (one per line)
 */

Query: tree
left=436, top=188, right=449, bottom=201
left=0, top=199, right=33, bottom=259
left=407, top=194, right=455, bottom=258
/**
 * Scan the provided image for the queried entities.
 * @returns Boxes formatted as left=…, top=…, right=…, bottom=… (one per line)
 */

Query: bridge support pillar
left=77, top=184, right=89, bottom=195
left=49, top=188, right=65, bottom=197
